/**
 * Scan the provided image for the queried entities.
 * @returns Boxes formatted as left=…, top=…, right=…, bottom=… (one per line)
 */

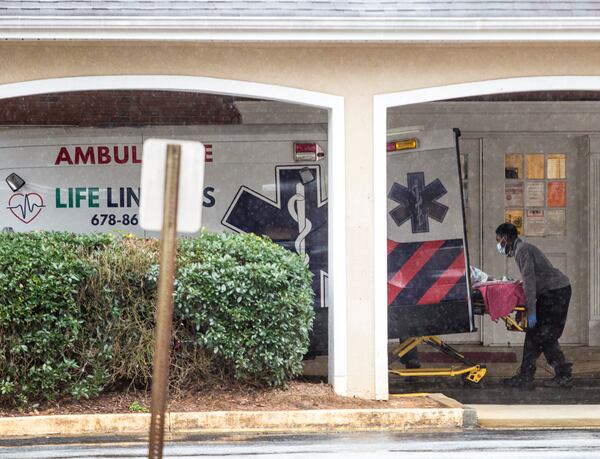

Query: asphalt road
left=1, top=430, right=600, bottom=459
left=390, top=377, right=600, bottom=404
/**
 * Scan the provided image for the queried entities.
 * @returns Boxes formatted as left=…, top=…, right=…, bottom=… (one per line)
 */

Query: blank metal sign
left=140, top=138, right=205, bottom=234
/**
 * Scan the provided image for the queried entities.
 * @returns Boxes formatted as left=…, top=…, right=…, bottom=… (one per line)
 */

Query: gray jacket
left=512, top=238, right=570, bottom=316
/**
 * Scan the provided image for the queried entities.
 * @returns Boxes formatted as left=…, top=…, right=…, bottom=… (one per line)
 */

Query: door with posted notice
left=480, top=133, right=587, bottom=345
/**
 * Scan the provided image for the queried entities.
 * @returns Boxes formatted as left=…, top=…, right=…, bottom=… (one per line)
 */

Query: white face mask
left=497, top=236, right=510, bottom=255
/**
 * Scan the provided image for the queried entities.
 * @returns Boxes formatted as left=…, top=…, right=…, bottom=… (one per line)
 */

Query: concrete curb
left=471, top=404, right=600, bottom=429
left=0, top=394, right=469, bottom=438
left=169, top=407, right=463, bottom=433
left=0, top=413, right=151, bottom=437
left=426, top=393, right=478, bottom=428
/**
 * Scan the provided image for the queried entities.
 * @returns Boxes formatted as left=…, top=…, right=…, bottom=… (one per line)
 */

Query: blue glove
left=527, top=312, right=537, bottom=329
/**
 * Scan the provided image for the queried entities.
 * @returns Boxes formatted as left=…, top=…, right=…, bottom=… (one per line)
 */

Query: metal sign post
left=147, top=144, right=180, bottom=459
left=140, top=139, right=205, bottom=459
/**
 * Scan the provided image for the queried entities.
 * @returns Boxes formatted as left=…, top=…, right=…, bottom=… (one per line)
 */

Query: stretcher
left=388, top=284, right=528, bottom=384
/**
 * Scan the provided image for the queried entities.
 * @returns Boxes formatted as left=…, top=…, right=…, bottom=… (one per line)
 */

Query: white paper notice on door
left=505, top=182, right=524, bottom=207
left=525, top=209, right=545, bottom=236
left=525, top=181, right=545, bottom=207
left=546, top=209, right=566, bottom=236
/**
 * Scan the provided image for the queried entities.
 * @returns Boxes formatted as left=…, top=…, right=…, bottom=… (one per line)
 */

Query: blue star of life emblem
left=221, top=165, right=328, bottom=308
left=388, top=172, right=449, bottom=233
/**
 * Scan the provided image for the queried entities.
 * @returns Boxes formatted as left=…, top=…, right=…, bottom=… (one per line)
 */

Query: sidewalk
left=471, top=404, right=600, bottom=429
left=0, top=394, right=470, bottom=438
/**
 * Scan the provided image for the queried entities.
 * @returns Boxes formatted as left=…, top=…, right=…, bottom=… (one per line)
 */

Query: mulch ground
left=0, top=380, right=440, bottom=417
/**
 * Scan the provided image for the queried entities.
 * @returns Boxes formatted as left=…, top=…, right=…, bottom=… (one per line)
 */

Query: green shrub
left=75, top=236, right=159, bottom=389
left=173, top=232, right=315, bottom=387
left=0, top=232, right=114, bottom=406
left=0, top=230, right=314, bottom=407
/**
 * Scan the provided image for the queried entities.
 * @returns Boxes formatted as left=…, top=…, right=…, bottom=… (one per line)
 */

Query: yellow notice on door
left=548, top=154, right=566, bottom=179
left=505, top=153, right=523, bottom=179
left=505, top=209, right=524, bottom=235
left=526, top=154, right=545, bottom=179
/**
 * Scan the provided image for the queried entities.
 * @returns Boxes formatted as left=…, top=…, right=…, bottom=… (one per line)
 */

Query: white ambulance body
left=0, top=125, right=329, bottom=332
left=1, top=126, right=326, bottom=230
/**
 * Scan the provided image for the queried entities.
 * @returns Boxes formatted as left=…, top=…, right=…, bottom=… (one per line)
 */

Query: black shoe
left=543, top=375, right=573, bottom=388
left=503, top=374, right=535, bottom=390
left=404, top=359, right=422, bottom=369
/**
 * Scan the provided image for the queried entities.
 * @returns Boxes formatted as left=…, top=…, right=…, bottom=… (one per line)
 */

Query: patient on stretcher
left=470, top=266, right=527, bottom=323
left=474, top=279, right=526, bottom=321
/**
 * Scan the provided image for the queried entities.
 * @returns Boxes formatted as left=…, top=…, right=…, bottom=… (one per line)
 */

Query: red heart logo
left=7, top=193, right=45, bottom=224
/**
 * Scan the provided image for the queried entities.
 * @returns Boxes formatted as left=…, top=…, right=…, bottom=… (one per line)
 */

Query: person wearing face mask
left=495, top=223, right=573, bottom=389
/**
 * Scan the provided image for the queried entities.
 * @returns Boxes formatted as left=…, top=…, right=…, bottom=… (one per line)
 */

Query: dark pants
left=520, top=285, right=572, bottom=378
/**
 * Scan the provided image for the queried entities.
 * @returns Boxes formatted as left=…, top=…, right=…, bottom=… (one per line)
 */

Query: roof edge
left=2, top=16, right=600, bottom=41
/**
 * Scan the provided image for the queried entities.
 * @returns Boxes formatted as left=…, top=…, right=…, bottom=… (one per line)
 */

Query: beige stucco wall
left=3, top=42, right=600, bottom=398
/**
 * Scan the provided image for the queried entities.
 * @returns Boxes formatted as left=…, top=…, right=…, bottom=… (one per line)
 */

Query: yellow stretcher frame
left=388, top=336, right=487, bottom=384
left=388, top=306, right=528, bottom=384
left=502, top=305, right=527, bottom=332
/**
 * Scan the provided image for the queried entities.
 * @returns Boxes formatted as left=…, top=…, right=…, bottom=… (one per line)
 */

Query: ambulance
left=0, top=122, right=332, bottom=354
left=1, top=119, right=473, bottom=355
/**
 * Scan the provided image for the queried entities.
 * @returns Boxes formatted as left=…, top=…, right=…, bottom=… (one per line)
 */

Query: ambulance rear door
left=386, top=128, right=475, bottom=338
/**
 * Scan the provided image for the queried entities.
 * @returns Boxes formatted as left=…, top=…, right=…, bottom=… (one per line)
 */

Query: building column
left=588, top=137, right=600, bottom=346
left=343, top=92, right=387, bottom=399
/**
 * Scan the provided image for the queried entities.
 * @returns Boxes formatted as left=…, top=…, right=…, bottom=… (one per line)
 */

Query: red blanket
left=474, top=281, right=525, bottom=321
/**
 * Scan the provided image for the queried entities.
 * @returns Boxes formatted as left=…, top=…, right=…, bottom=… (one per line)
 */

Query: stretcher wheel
left=463, top=366, right=487, bottom=386
left=463, top=377, right=485, bottom=388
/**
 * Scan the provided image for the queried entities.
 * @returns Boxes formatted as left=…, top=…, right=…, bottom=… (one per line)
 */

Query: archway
left=374, top=76, right=600, bottom=397
left=0, top=75, right=347, bottom=395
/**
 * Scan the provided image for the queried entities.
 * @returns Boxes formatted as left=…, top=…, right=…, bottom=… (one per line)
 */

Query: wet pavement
left=390, top=376, right=600, bottom=404
left=1, top=430, right=600, bottom=458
